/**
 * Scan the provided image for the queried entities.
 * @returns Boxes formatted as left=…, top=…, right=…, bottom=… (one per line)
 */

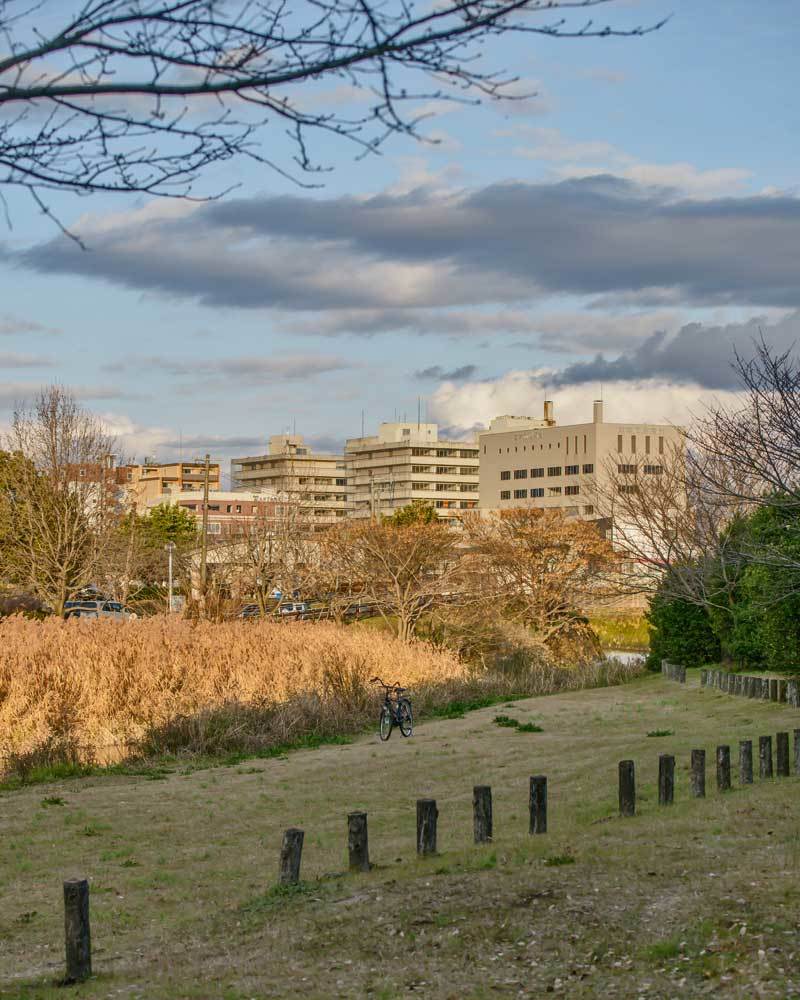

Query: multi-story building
left=144, top=489, right=277, bottom=538
left=230, top=435, right=349, bottom=525
left=125, top=460, right=221, bottom=512
left=478, top=400, right=684, bottom=519
left=345, top=422, right=479, bottom=523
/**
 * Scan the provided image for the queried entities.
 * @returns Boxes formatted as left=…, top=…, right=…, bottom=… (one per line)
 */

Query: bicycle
left=371, top=676, right=413, bottom=741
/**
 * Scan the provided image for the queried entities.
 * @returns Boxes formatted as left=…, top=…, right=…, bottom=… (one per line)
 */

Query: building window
left=531, top=468, right=544, bottom=478
left=583, top=434, right=587, bottom=453
left=460, top=467, right=475, bottom=476
left=547, top=466, right=562, bottom=477
left=531, top=488, right=544, bottom=498
left=436, top=449, right=455, bottom=457
left=584, top=505, right=594, bottom=514
left=412, top=482, right=429, bottom=490
left=631, top=435, right=637, bottom=453
left=645, top=435, right=651, bottom=454
left=548, top=486, right=562, bottom=496
left=336, top=478, right=347, bottom=486
left=513, top=489, right=527, bottom=499
left=565, top=465, right=579, bottom=475
left=619, top=485, right=639, bottom=495
left=582, top=464, right=594, bottom=474
left=644, top=465, right=664, bottom=475
left=565, top=485, right=580, bottom=496
left=617, top=434, right=623, bottom=453
left=500, top=470, right=511, bottom=481
left=412, top=448, right=432, bottom=456
left=461, top=449, right=478, bottom=458
left=513, top=469, right=528, bottom=479
left=412, top=466, right=429, bottom=474
left=206, top=522, right=221, bottom=534
left=402, top=428, right=411, bottom=436
left=618, top=464, right=637, bottom=475
left=500, top=490, right=511, bottom=500
left=435, top=466, right=449, bottom=474
left=659, top=436, right=664, bottom=455
left=235, top=504, right=242, bottom=513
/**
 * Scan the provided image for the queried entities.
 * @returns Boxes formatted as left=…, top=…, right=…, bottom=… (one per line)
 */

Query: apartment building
left=145, top=490, right=277, bottom=537
left=125, top=460, right=221, bottom=512
left=345, top=422, right=479, bottom=523
left=478, top=400, right=684, bottom=518
left=230, top=435, right=348, bottom=525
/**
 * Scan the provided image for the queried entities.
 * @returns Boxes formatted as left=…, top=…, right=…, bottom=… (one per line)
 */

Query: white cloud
left=429, top=370, right=742, bottom=434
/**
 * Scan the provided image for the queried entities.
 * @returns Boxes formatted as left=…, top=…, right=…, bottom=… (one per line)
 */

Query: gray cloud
left=0, top=314, right=60, bottom=336
left=552, top=311, right=800, bottom=391
left=104, top=354, right=354, bottom=384
left=0, top=381, right=141, bottom=409
left=0, top=352, right=54, bottom=368
left=415, top=364, right=477, bottom=381
left=19, top=176, right=800, bottom=315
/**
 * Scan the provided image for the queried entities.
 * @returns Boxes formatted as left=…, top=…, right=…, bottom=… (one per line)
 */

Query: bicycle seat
left=395, top=686, right=406, bottom=694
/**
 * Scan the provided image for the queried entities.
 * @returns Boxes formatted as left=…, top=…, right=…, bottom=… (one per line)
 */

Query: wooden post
left=739, top=740, right=753, bottom=785
left=473, top=786, right=493, bottom=844
left=700, top=669, right=707, bottom=687
left=759, top=736, right=773, bottom=779
left=787, top=680, right=799, bottom=708
left=63, top=879, right=91, bottom=983
left=279, top=827, right=304, bottom=884
left=776, top=732, right=790, bottom=777
left=618, top=760, right=635, bottom=817
left=690, top=749, right=705, bottom=798
left=529, top=776, right=547, bottom=834
left=761, top=678, right=771, bottom=700
left=416, top=799, right=438, bottom=856
left=347, top=812, right=370, bottom=872
left=658, top=754, right=675, bottom=805
left=716, top=745, right=731, bottom=791
left=770, top=679, right=779, bottom=702
left=794, top=728, right=800, bottom=775
left=747, top=676, right=757, bottom=699
left=778, top=681, right=787, bottom=703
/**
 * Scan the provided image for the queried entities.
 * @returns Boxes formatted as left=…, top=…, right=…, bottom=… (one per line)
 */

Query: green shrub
left=645, top=583, right=720, bottom=671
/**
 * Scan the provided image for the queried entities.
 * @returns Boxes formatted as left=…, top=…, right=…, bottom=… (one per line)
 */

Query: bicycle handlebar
left=370, top=676, right=404, bottom=691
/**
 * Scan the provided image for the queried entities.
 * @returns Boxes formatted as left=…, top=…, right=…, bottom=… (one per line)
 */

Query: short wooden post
left=759, top=736, right=773, bottom=779
left=63, top=878, right=91, bottom=983
left=761, top=678, right=771, bottom=700
left=473, top=786, right=493, bottom=844
left=778, top=680, right=787, bottom=703
left=747, top=676, right=757, bottom=699
left=776, top=732, right=790, bottom=777
left=529, top=775, right=547, bottom=834
left=690, top=749, right=705, bottom=798
left=347, top=812, right=370, bottom=872
left=794, top=728, right=800, bottom=775
left=770, top=679, right=779, bottom=702
left=700, top=669, right=707, bottom=687
left=716, top=745, right=731, bottom=791
left=787, top=680, right=799, bottom=708
left=618, top=760, right=635, bottom=817
left=416, top=799, right=438, bottom=856
left=658, top=754, right=675, bottom=806
left=739, top=740, right=753, bottom=785
left=279, top=827, right=304, bottom=884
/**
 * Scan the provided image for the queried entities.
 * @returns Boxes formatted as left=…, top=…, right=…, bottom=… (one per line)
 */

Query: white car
left=64, top=600, right=138, bottom=621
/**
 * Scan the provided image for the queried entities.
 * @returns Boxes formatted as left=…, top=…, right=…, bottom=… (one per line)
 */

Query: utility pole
left=199, top=452, right=211, bottom=597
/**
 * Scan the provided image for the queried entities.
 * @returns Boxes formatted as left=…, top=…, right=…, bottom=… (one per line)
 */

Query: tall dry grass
left=0, top=616, right=645, bottom=774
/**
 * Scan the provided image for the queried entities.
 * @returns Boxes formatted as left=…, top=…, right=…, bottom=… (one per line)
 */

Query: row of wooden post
left=60, top=777, right=547, bottom=982
left=699, top=668, right=800, bottom=707
left=661, top=660, right=687, bottom=683
left=59, top=724, right=798, bottom=983
left=619, top=728, right=799, bottom=815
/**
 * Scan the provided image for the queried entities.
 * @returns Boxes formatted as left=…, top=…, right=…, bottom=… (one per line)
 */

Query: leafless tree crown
left=0, top=0, right=663, bottom=223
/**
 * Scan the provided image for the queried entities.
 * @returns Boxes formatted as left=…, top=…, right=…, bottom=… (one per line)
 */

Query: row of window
left=501, top=464, right=594, bottom=481
left=617, top=435, right=665, bottom=455
left=501, top=485, right=582, bottom=500
left=411, top=465, right=477, bottom=475
left=410, top=448, right=479, bottom=458
left=618, top=464, right=664, bottom=475
left=411, top=482, right=478, bottom=492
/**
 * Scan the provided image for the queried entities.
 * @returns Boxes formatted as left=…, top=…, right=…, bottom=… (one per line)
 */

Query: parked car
left=278, top=601, right=309, bottom=616
left=64, top=600, right=137, bottom=621
left=237, top=604, right=261, bottom=619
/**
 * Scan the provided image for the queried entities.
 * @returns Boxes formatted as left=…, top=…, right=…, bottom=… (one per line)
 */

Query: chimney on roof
left=543, top=399, right=554, bottom=424
left=593, top=400, right=603, bottom=424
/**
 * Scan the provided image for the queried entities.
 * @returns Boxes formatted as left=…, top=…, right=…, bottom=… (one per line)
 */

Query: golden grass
left=0, top=616, right=644, bottom=772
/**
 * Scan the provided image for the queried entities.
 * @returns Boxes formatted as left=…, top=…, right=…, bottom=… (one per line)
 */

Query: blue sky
left=1, top=0, right=799, bottom=476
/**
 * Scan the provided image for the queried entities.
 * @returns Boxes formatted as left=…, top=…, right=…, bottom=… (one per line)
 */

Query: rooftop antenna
left=361, top=408, right=365, bottom=437
left=417, top=396, right=421, bottom=429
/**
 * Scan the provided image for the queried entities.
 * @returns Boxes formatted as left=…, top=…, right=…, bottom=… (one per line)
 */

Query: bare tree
left=0, top=1, right=663, bottom=228
left=462, top=507, right=618, bottom=653
left=2, top=385, right=119, bottom=614
left=323, top=517, right=459, bottom=641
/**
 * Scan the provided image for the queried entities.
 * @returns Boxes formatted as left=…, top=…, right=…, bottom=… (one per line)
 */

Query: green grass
left=493, top=714, right=520, bottom=728
left=647, top=729, right=674, bottom=738
left=516, top=722, right=544, bottom=733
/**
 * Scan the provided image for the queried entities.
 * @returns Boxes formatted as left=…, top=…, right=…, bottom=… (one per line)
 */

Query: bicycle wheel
left=398, top=699, right=413, bottom=738
left=379, top=706, right=393, bottom=741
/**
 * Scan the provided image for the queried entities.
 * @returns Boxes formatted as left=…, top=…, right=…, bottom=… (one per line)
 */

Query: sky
left=1, top=0, right=799, bottom=482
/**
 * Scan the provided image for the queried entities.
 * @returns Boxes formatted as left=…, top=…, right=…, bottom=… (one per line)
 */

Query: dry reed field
left=0, top=617, right=642, bottom=774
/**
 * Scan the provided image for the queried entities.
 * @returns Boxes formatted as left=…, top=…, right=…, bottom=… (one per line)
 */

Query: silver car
left=64, top=600, right=138, bottom=621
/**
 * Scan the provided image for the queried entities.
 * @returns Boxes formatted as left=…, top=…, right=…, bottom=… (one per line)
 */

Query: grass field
left=2, top=672, right=799, bottom=998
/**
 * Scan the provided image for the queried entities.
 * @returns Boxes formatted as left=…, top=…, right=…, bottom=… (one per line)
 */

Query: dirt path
left=1, top=673, right=799, bottom=998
